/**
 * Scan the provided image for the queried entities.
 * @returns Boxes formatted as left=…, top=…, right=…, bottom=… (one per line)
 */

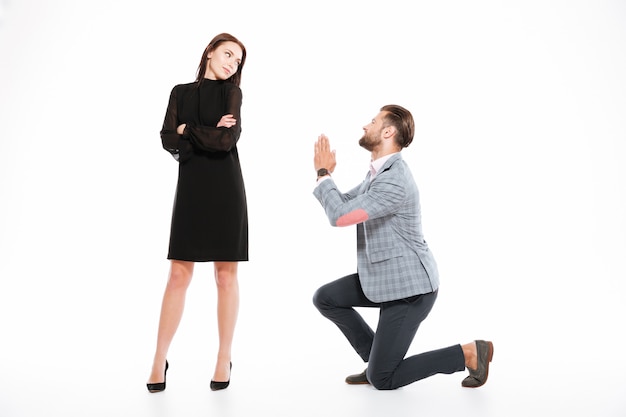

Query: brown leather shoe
left=345, top=369, right=370, bottom=385
left=462, top=340, right=494, bottom=388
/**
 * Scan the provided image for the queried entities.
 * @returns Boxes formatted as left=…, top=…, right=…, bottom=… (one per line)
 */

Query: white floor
left=2, top=257, right=625, bottom=417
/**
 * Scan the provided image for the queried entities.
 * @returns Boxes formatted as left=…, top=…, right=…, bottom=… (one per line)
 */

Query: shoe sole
left=345, top=380, right=370, bottom=385
left=478, top=341, right=494, bottom=388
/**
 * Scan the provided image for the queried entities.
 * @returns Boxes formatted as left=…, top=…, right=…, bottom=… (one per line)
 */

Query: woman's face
left=205, top=41, right=243, bottom=80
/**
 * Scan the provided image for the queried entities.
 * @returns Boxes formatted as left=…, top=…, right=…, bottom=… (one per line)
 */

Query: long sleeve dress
left=160, top=79, right=248, bottom=262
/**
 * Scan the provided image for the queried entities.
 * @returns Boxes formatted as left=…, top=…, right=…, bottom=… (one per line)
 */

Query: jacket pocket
left=369, top=248, right=402, bottom=263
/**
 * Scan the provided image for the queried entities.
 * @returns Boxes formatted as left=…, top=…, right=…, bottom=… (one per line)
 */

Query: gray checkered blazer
left=313, top=153, right=439, bottom=303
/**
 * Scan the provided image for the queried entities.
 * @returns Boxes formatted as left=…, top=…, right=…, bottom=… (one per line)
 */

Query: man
left=312, top=104, right=493, bottom=390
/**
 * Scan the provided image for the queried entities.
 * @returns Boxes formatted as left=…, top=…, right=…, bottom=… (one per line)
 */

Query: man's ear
left=383, top=125, right=396, bottom=139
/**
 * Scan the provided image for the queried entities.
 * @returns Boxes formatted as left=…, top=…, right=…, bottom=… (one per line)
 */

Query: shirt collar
left=370, top=152, right=399, bottom=179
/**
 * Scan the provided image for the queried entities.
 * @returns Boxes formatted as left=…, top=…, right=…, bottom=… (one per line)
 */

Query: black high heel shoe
left=146, top=360, right=169, bottom=393
left=210, top=362, right=232, bottom=391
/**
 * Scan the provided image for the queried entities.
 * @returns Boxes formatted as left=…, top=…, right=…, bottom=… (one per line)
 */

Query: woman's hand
left=217, top=114, right=237, bottom=128
left=176, top=124, right=186, bottom=135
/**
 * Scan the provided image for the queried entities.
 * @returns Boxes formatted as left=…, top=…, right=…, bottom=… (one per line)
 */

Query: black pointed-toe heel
left=210, top=362, right=232, bottom=391
left=147, top=360, right=169, bottom=393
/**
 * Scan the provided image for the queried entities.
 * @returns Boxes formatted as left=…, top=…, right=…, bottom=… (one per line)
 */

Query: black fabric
left=160, top=79, right=248, bottom=262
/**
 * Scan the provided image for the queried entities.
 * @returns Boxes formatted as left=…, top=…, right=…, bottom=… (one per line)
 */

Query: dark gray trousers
left=312, top=273, right=465, bottom=390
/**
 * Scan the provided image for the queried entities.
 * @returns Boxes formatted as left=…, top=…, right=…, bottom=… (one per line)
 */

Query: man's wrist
left=317, top=168, right=330, bottom=179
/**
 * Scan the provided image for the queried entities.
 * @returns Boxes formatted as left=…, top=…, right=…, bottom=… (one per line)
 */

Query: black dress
left=160, top=79, right=248, bottom=262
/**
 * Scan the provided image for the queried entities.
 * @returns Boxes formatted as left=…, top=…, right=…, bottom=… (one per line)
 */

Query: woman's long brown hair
left=195, top=33, right=247, bottom=87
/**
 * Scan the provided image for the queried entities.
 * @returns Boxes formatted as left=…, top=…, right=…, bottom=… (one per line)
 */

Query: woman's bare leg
left=147, top=260, right=194, bottom=384
left=212, top=261, right=239, bottom=382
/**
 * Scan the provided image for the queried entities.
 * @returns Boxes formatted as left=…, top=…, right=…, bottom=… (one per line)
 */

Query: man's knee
left=312, top=286, right=327, bottom=311
left=367, top=367, right=394, bottom=390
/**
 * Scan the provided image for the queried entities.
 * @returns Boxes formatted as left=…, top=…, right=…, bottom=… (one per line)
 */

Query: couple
left=146, top=33, right=493, bottom=393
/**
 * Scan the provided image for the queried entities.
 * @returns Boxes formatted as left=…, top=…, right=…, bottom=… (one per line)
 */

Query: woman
left=147, top=33, right=248, bottom=393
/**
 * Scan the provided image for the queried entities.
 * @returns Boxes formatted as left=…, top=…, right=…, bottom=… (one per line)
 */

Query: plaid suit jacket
left=313, top=153, right=439, bottom=302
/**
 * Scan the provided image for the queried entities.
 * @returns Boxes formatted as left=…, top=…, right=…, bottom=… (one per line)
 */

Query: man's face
left=359, top=111, right=385, bottom=151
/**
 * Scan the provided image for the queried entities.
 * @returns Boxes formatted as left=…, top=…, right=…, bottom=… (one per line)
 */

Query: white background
left=1, top=1, right=625, bottom=416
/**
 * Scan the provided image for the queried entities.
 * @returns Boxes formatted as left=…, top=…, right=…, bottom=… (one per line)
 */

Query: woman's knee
left=214, top=262, right=238, bottom=290
left=167, top=261, right=193, bottom=289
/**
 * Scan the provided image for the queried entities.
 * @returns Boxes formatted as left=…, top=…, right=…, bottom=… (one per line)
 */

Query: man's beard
left=359, top=133, right=380, bottom=152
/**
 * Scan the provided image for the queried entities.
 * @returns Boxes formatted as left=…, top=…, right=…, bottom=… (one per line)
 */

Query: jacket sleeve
left=313, top=173, right=405, bottom=227
left=182, top=86, right=243, bottom=152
